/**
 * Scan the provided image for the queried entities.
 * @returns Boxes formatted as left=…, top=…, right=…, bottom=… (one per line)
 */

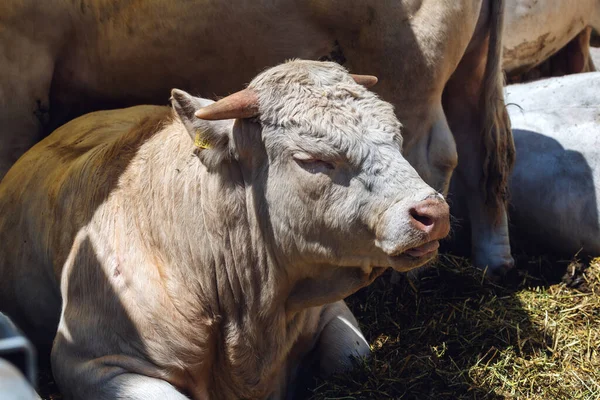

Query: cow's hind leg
left=544, top=27, right=597, bottom=77
left=567, top=27, right=596, bottom=74
left=0, top=5, right=66, bottom=179
left=0, top=19, right=54, bottom=180
left=0, top=43, right=53, bottom=180
left=443, top=0, right=515, bottom=277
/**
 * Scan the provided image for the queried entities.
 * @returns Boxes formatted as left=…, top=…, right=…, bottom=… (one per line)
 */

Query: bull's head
left=170, top=60, right=449, bottom=280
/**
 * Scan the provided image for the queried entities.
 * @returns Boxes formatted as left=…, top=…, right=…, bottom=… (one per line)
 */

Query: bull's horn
left=194, top=89, right=259, bottom=120
left=350, top=74, right=378, bottom=88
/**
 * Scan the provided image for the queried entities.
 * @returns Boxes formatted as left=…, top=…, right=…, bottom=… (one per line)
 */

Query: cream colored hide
left=0, top=61, right=450, bottom=399
left=503, top=0, right=600, bottom=77
left=0, top=0, right=514, bottom=274
left=506, top=72, right=600, bottom=256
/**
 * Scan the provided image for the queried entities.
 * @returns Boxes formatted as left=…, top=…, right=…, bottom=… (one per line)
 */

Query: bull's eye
left=293, top=153, right=335, bottom=174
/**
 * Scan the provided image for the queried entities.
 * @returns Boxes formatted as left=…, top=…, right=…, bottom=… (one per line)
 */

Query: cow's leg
left=443, top=4, right=515, bottom=276
left=312, top=301, right=370, bottom=376
left=288, top=301, right=369, bottom=399
left=0, top=19, right=58, bottom=180
left=568, top=27, right=596, bottom=73
left=90, top=374, right=190, bottom=399
left=546, top=27, right=597, bottom=77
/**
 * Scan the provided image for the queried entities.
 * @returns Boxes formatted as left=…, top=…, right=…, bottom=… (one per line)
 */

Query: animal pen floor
left=38, top=255, right=600, bottom=400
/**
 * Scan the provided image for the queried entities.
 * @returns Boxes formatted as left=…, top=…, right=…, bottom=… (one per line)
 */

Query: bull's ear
left=170, top=89, right=233, bottom=162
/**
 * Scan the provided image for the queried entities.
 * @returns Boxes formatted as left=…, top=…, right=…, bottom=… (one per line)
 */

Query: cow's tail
left=480, top=0, right=515, bottom=212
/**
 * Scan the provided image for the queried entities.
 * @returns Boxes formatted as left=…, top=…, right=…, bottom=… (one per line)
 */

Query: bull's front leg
left=311, top=301, right=370, bottom=376
left=288, top=301, right=370, bottom=399
left=443, top=18, right=515, bottom=276
left=52, top=334, right=191, bottom=400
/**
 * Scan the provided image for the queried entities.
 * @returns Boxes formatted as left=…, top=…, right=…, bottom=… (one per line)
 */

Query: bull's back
left=0, top=105, right=167, bottom=347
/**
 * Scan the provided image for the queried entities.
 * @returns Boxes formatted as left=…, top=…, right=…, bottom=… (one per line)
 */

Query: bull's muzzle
left=408, top=195, right=450, bottom=242
left=375, top=193, right=450, bottom=265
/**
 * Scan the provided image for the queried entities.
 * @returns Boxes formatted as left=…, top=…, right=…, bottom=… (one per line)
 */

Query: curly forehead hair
left=248, top=60, right=402, bottom=145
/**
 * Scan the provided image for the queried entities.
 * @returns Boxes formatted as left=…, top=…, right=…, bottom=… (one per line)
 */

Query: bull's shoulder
left=0, top=104, right=172, bottom=226
left=0, top=105, right=173, bottom=277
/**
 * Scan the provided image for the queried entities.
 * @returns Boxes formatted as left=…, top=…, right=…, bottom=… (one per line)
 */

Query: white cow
left=505, top=72, right=600, bottom=256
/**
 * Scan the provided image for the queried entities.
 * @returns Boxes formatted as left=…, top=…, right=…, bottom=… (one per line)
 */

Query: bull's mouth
left=387, top=240, right=440, bottom=271
left=403, top=240, right=440, bottom=258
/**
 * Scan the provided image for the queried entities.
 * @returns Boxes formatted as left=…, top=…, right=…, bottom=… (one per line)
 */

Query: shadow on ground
left=307, top=252, right=576, bottom=400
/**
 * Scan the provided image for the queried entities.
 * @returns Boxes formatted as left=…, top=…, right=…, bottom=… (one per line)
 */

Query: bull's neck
left=131, top=123, right=291, bottom=319
left=128, top=122, right=309, bottom=397
left=129, top=120, right=379, bottom=319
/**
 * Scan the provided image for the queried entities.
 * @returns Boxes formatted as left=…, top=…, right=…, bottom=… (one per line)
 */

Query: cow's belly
left=503, top=0, right=596, bottom=73
left=50, top=0, right=334, bottom=124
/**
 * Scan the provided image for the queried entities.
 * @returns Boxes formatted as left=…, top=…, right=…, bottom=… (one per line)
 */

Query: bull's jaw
left=286, top=265, right=386, bottom=313
left=385, top=246, right=440, bottom=272
left=284, top=243, right=440, bottom=314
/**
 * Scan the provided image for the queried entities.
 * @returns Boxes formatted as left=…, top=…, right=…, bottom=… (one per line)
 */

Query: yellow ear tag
left=194, top=130, right=212, bottom=150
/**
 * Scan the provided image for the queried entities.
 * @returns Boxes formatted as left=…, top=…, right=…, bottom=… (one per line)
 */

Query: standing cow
left=506, top=72, right=600, bottom=256
left=0, top=0, right=515, bottom=274
left=0, top=61, right=450, bottom=399
left=504, top=0, right=600, bottom=80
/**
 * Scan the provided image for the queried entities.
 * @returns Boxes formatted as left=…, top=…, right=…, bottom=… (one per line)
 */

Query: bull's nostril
left=409, top=198, right=450, bottom=240
left=410, top=208, right=434, bottom=227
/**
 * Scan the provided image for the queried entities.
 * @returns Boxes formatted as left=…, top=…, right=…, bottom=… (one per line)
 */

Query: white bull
left=0, top=60, right=450, bottom=399
left=506, top=72, right=600, bottom=256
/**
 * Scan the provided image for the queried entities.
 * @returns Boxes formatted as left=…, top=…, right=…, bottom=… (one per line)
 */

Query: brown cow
left=0, top=60, right=450, bottom=399
left=504, top=0, right=600, bottom=82
left=0, top=0, right=514, bottom=274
